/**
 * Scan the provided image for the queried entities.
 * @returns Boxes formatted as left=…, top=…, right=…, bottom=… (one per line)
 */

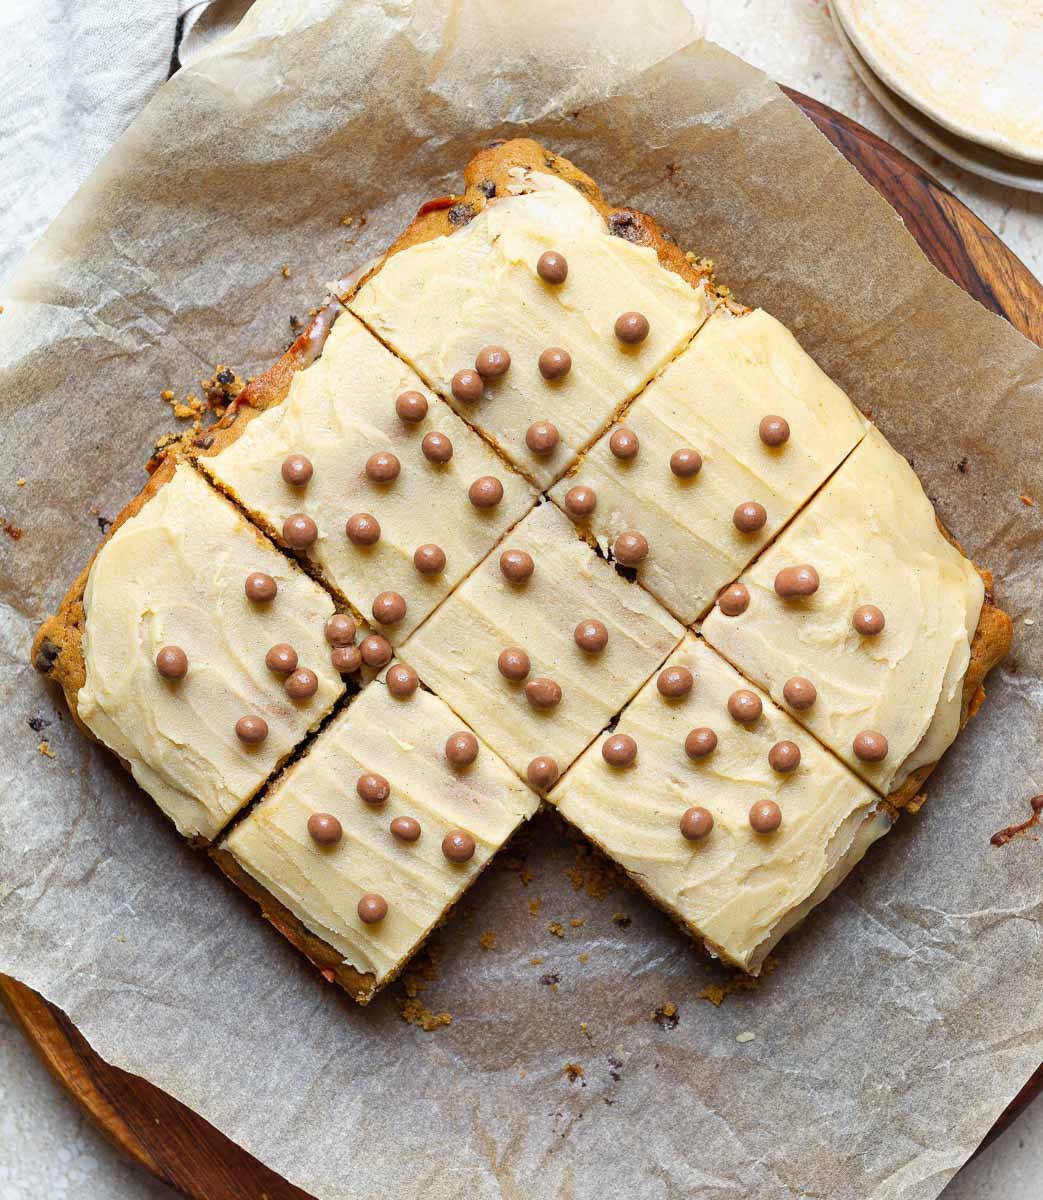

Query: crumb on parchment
left=652, top=1002, right=679, bottom=1029
left=38, top=741, right=55, bottom=758
left=564, top=840, right=622, bottom=900
left=161, top=367, right=243, bottom=426
left=201, top=366, right=244, bottom=411
left=397, top=948, right=451, bottom=1032
left=528, top=896, right=542, bottom=916
left=698, top=956, right=778, bottom=1006
left=2, top=520, right=23, bottom=540
left=564, top=1062, right=584, bottom=1084
left=479, top=931, right=496, bottom=951
left=548, top=921, right=565, bottom=938
left=500, top=852, right=535, bottom=886
left=1021, top=494, right=1035, bottom=507
left=612, top=912, right=631, bottom=929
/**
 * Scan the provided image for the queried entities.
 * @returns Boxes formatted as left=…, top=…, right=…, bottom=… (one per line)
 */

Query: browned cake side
left=337, top=136, right=1011, bottom=813
left=359, top=137, right=729, bottom=296
left=32, top=455, right=180, bottom=746
left=885, top=564, right=1010, bottom=812
left=29, top=454, right=351, bottom=849
left=187, top=136, right=742, bottom=470
left=209, top=847, right=379, bottom=1003
left=31, top=137, right=1013, bottom=993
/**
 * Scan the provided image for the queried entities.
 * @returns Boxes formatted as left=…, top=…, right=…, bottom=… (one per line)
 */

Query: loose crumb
left=548, top=921, right=565, bottom=938
left=698, top=957, right=778, bottom=1006
left=528, top=896, right=542, bottom=916
left=539, top=972, right=561, bottom=990
left=579, top=1022, right=589, bottom=1036
left=17, top=478, right=26, bottom=487
left=529, top=956, right=543, bottom=966
left=281, top=264, right=291, bottom=278
left=578, top=953, right=590, bottom=965
left=399, top=998, right=451, bottom=1032
left=564, top=1062, right=585, bottom=1084
left=200, top=366, right=243, bottom=412
left=37, top=741, right=56, bottom=758
left=736, top=1031, right=756, bottom=1044
left=162, top=388, right=207, bottom=424
left=564, top=840, right=622, bottom=900
left=612, top=912, right=631, bottom=929
left=1020, top=494, right=1035, bottom=507
left=397, top=949, right=451, bottom=1031
left=652, top=1002, right=679, bottom=1029
left=479, top=931, right=497, bottom=951
left=500, top=853, right=535, bottom=886
left=569, top=917, right=585, bottom=928
left=2, top=520, right=23, bottom=540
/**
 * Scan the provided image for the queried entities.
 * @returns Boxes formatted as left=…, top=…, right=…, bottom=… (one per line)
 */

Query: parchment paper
left=1, top=3, right=1041, bottom=1198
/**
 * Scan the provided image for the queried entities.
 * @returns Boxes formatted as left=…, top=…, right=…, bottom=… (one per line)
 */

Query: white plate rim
left=828, top=6, right=1043, bottom=195
left=831, top=0, right=1043, bottom=166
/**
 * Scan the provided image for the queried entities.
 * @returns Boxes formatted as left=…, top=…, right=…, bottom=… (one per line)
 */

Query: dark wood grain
left=4, top=89, right=1041, bottom=1200
left=784, top=88, right=1043, bottom=346
left=0, top=976, right=312, bottom=1200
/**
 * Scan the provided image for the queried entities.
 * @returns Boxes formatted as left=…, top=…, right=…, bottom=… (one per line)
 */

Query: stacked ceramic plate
left=831, top=0, right=1043, bottom=192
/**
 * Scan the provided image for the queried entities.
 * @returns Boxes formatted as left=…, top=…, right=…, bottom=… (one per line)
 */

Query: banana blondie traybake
left=33, top=138, right=1011, bottom=999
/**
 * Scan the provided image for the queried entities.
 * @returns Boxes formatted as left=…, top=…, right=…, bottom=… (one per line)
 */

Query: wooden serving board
left=3, top=90, right=1041, bottom=1200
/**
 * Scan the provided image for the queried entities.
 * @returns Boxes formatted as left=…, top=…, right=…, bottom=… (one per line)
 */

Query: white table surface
left=2, top=3, right=1040, bottom=1198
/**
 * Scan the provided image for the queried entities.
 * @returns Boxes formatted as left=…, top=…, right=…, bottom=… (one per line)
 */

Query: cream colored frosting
left=223, top=675, right=538, bottom=984
left=550, top=308, right=868, bottom=623
left=349, top=169, right=710, bottom=488
left=77, top=464, right=344, bottom=841
left=402, top=502, right=683, bottom=780
left=202, top=312, right=535, bottom=640
left=550, top=635, right=883, bottom=971
left=702, top=428, right=984, bottom=795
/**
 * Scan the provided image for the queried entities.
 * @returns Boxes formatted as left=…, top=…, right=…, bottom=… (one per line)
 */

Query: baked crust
left=30, top=454, right=345, bottom=847
left=885, top=564, right=1011, bottom=813
left=32, top=455, right=180, bottom=750
left=209, top=846, right=380, bottom=1002
left=189, top=137, right=742, bottom=471
left=211, top=816, right=532, bottom=1004
left=358, top=137, right=729, bottom=299
left=31, top=136, right=1012, bottom=989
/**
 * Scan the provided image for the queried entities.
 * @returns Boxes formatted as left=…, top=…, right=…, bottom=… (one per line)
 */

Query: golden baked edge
left=30, top=137, right=1012, bottom=992
left=29, top=456, right=343, bottom=849
left=209, top=846, right=379, bottom=1002
left=29, top=136, right=740, bottom=773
